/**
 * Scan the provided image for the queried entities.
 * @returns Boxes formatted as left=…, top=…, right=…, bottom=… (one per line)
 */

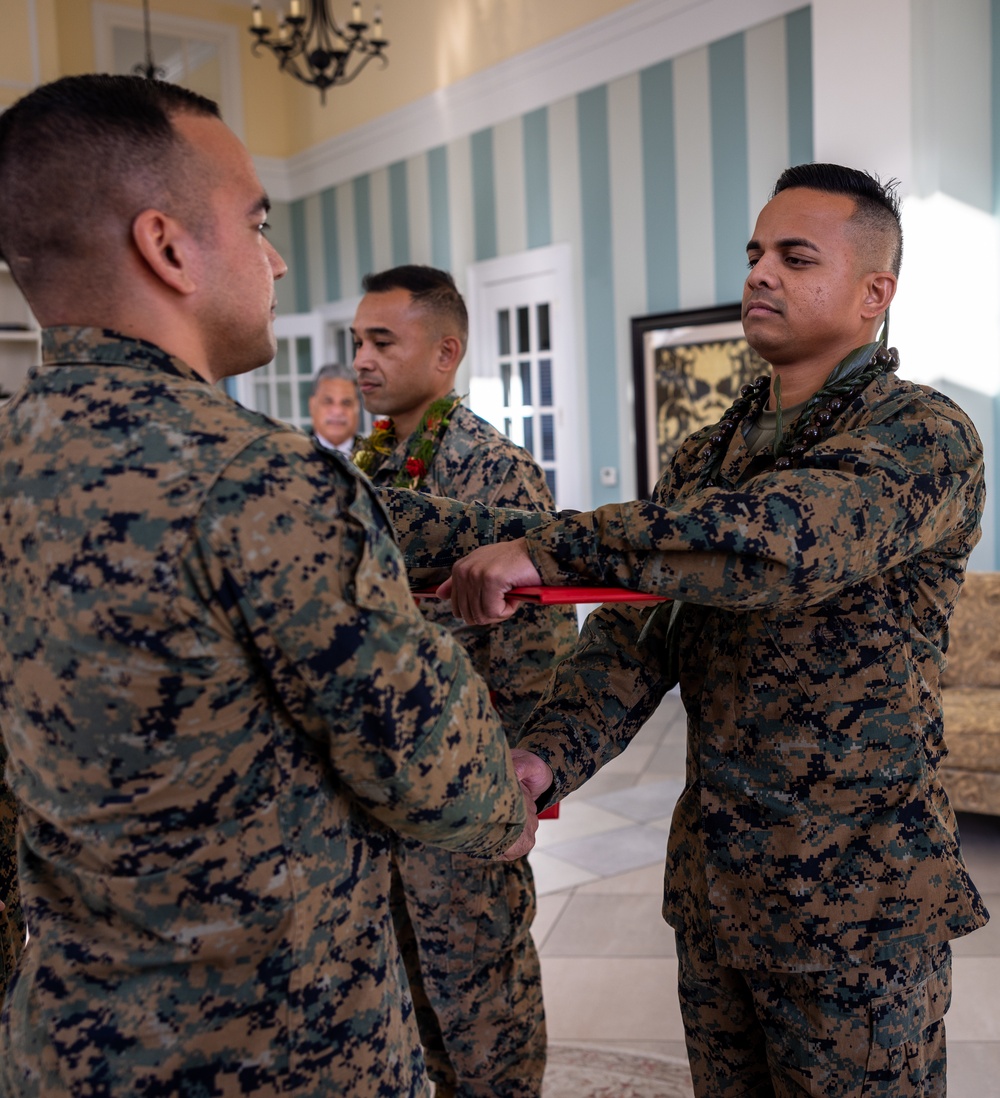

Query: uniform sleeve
left=183, top=441, right=526, bottom=857
left=380, top=488, right=555, bottom=581
left=523, top=391, right=984, bottom=610
left=517, top=598, right=672, bottom=801
left=438, top=442, right=579, bottom=738
left=0, top=738, right=25, bottom=998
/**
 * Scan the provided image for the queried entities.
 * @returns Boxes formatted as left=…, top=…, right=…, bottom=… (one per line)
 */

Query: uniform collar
left=41, top=326, right=207, bottom=384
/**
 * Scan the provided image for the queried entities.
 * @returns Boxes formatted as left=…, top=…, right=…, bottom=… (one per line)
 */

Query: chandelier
left=249, top=1, right=389, bottom=104
left=133, top=0, right=165, bottom=81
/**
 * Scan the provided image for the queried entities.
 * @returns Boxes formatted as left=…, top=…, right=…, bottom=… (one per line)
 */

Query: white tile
left=588, top=778, right=684, bottom=821
left=534, top=800, right=634, bottom=851
left=541, top=892, right=675, bottom=958
left=528, top=849, right=600, bottom=896
left=574, top=861, right=666, bottom=897
left=532, top=891, right=572, bottom=951
left=541, top=956, right=683, bottom=1041
left=545, top=824, right=668, bottom=878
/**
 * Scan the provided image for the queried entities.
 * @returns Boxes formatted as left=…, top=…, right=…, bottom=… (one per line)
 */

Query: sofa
left=939, top=571, right=1000, bottom=816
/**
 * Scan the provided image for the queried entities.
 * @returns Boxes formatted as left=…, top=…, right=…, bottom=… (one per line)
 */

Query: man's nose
left=746, top=255, right=776, bottom=288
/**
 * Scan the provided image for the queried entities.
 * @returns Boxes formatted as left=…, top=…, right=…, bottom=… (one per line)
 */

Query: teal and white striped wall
left=270, top=6, right=813, bottom=505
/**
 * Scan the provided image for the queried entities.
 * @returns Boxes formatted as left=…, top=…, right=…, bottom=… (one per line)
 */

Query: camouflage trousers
left=676, top=927, right=951, bottom=1097
left=389, top=838, right=545, bottom=1098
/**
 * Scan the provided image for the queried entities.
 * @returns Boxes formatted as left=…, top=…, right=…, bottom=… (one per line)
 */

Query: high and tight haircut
left=771, top=163, right=903, bottom=276
left=311, top=363, right=359, bottom=397
left=361, top=265, right=469, bottom=352
left=0, top=74, right=221, bottom=299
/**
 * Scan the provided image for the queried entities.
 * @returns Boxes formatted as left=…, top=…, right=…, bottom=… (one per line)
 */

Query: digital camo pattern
left=389, top=365, right=989, bottom=974
left=383, top=492, right=552, bottom=586
left=0, top=739, right=24, bottom=1000
left=0, top=328, right=526, bottom=1097
left=512, top=365, right=989, bottom=971
left=367, top=400, right=578, bottom=1096
left=677, top=915, right=951, bottom=1097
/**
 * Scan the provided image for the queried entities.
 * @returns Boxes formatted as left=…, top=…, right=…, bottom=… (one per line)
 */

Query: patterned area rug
left=542, top=1043, right=694, bottom=1098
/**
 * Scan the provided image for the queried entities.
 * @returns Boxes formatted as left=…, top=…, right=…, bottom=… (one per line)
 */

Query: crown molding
left=254, top=0, right=806, bottom=203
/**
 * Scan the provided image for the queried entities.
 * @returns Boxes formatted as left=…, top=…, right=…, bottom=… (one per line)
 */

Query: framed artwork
left=630, top=304, right=767, bottom=499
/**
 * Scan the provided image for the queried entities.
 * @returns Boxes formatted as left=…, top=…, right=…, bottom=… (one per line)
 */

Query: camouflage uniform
left=366, top=399, right=577, bottom=1097
left=388, top=365, right=989, bottom=1096
left=0, top=741, right=24, bottom=1001
left=0, top=328, right=528, bottom=1098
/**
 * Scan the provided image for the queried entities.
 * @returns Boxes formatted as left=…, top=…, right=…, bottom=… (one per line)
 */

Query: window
left=230, top=313, right=323, bottom=431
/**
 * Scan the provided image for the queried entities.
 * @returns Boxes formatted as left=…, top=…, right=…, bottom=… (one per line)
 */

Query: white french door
left=466, top=245, right=584, bottom=510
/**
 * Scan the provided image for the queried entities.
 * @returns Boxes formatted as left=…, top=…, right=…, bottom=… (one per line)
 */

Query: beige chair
left=939, top=571, right=1000, bottom=816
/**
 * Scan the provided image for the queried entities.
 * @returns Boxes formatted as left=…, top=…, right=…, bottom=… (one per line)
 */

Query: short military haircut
left=772, top=162, right=903, bottom=276
left=310, top=363, right=358, bottom=397
left=361, top=265, right=469, bottom=354
left=0, top=74, right=220, bottom=300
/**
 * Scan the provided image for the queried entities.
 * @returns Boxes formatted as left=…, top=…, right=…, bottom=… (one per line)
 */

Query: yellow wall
left=0, top=0, right=60, bottom=110
left=1, top=0, right=638, bottom=158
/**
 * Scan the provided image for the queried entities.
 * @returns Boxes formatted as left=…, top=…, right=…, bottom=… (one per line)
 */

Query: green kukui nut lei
left=697, top=341, right=899, bottom=485
left=660, top=342, right=900, bottom=686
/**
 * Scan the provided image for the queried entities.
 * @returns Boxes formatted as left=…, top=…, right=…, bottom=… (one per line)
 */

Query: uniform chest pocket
left=760, top=598, right=908, bottom=705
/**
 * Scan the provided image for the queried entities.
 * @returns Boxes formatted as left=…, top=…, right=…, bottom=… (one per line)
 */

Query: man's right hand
left=437, top=538, right=542, bottom=624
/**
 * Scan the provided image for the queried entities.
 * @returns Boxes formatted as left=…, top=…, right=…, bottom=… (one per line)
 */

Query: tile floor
left=529, top=690, right=1000, bottom=1095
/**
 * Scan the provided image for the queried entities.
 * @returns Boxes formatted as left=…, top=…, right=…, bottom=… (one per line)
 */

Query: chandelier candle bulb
left=248, top=0, right=390, bottom=102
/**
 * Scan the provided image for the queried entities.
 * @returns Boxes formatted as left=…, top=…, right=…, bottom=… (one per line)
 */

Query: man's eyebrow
left=350, top=324, right=394, bottom=338
left=746, top=236, right=820, bottom=253
left=250, top=194, right=271, bottom=217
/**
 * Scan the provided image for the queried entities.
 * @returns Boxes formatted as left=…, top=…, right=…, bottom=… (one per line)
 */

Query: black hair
left=772, top=162, right=903, bottom=275
left=0, top=74, right=220, bottom=299
left=361, top=265, right=468, bottom=347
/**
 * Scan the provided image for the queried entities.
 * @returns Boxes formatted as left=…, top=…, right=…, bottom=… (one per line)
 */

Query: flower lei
left=353, top=393, right=464, bottom=489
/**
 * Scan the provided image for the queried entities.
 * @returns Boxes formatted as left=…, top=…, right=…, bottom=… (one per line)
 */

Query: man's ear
left=131, top=209, right=198, bottom=295
left=861, top=272, right=897, bottom=320
left=436, top=334, right=464, bottom=374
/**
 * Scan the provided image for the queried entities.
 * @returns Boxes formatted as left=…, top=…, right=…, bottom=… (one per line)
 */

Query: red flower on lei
left=352, top=395, right=463, bottom=488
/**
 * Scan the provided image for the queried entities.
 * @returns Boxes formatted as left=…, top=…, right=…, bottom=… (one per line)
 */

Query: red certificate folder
left=413, top=586, right=669, bottom=605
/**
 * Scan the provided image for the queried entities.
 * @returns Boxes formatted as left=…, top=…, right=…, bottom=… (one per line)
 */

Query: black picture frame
left=630, top=304, right=767, bottom=498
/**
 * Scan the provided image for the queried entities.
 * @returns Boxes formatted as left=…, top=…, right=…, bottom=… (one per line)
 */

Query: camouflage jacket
left=389, top=367, right=989, bottom=971
left=367, top=400, right=577, bottom=742
left=0, top=740, right=23, bottom=1002
left=0, top=328, right=526, bottom=1097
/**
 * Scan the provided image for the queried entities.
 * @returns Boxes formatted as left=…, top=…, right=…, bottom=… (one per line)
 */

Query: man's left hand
left=499, top=748, right=555, bottom=861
